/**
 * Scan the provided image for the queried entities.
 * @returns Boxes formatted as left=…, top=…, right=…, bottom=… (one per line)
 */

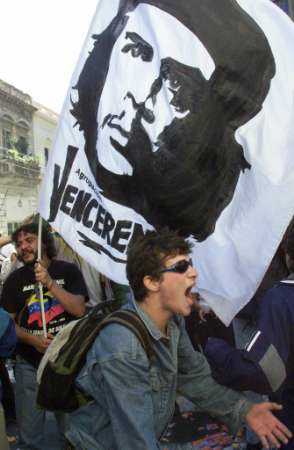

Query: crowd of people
left=0, top=217, right=293, bottom=450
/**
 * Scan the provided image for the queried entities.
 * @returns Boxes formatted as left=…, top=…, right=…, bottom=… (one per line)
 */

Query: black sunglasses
left=159, top=258, right=193, bottom=274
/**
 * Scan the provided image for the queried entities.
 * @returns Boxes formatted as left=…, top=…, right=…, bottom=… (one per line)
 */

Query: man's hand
left=34, top=261, right=53, bottom=289
left=35, top=261, right=85, bottom=317
left=32, top=333, right=54, bottom=354
left=246, top=402, right=292, bottom=449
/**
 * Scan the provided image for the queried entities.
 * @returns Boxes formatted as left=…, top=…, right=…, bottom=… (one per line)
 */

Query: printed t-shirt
left=1, top=259, right=88, bottom=367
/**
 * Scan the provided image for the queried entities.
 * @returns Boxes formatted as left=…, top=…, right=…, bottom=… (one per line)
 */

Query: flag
left=39, top=0, right=294, bottom=325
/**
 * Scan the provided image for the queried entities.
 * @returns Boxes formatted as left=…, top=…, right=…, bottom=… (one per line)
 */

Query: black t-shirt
left=1, top=259, right=88, bottom=367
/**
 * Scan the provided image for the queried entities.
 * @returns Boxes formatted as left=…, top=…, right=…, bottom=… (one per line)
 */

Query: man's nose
left=144, top=97, right=154, bottom=111
left=125, top=91, right=155, bottom=124
left=141, top=98, right=155, bottom=124
left=188, top=265, right=198, bottom=280
left=19, top=242, right=28, bottom=251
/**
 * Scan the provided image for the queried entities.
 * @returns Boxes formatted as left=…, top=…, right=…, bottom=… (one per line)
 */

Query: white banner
left=39, top=0, right=294, bottom=325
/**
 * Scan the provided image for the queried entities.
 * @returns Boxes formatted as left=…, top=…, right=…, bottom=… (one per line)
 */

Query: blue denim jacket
left=0, top=307, right=17, bottom=401
left=67, top=299, right=252, bottom=450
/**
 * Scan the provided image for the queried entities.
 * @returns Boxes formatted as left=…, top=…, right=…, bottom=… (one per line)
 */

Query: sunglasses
left=159, top=258, right=193, bottom=274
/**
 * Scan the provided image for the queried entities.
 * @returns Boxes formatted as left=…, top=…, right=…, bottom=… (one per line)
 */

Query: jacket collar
left=124, top=294, right=171, bottom=341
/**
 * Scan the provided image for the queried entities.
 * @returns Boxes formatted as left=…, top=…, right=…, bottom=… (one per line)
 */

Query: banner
left=39, top=0, right=294, bottom=324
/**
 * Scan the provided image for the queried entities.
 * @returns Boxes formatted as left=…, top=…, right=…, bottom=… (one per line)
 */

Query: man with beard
left=66, top=230, right=291, bottom=450
left=0, top=223, right=88, bottom=450
left=67, top=0, right=275, bottom=241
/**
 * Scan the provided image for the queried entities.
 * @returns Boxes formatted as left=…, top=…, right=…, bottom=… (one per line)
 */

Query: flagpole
left=37, top=215, right=47, bottom=338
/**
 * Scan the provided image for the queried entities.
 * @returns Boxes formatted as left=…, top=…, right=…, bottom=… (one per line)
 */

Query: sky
left=0, top=1, right=289, bottom=115
left=0, top=1, right=98, bottom=114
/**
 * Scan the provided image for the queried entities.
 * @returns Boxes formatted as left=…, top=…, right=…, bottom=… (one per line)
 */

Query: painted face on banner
left=71, top=0, right=275, bottom=241
left=97, top=5, right=215, bottom=175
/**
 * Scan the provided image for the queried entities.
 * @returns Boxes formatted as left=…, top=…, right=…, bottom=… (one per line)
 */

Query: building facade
left=0, top=79, right=58, bottom=235
left=33, top=102, right=58, bottom=173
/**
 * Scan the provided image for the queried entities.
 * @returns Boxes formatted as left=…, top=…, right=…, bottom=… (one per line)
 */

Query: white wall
left=33, top=104, right=58, bottom=171
left=6, top=190, right=37, bottom=223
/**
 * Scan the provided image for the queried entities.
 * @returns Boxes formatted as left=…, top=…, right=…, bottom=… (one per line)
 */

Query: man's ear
left=143, top=275, right=161, bottom=293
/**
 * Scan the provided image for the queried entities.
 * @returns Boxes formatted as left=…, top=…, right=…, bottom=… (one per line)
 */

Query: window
left=0, top=163, right=9, bottom=173
left=15, top=136, right=28, bottom=155
left=2, top=129, right=12, bottom=149
left=44, top=147, right=49, bottom=164
left=7, top=222, right=20, bottom=235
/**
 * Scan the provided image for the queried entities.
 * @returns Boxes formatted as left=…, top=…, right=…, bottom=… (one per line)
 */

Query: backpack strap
left=99, top=310, right=154, bottom=361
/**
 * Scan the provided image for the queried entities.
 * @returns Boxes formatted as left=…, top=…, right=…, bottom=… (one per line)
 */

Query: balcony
left=0, top=147, right=41, bottom=181
left=0, top=79, right=33, bottom=107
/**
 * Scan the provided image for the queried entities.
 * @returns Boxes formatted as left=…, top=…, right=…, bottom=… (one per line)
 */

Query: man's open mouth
left=22, top=252, right=34, bottom=260
left=185, top=286, right=193, bottom=298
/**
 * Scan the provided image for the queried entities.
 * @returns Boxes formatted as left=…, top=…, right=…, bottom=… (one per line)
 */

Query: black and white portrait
left=71, top=0, right=275, bottom=241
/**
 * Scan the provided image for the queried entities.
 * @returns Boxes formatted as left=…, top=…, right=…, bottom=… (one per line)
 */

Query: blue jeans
left=15, top=357, right=67, bottom=450
left=0, top=403, right=9, bottom=450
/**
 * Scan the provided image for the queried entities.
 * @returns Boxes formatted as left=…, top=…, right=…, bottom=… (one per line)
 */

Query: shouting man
left=66, top=229, right=291, bottom=450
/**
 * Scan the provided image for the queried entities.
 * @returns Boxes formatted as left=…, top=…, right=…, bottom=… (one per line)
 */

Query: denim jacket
left=67, top=298, right=252, bottom=450
left=0, top=307, right=17, bottom=401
